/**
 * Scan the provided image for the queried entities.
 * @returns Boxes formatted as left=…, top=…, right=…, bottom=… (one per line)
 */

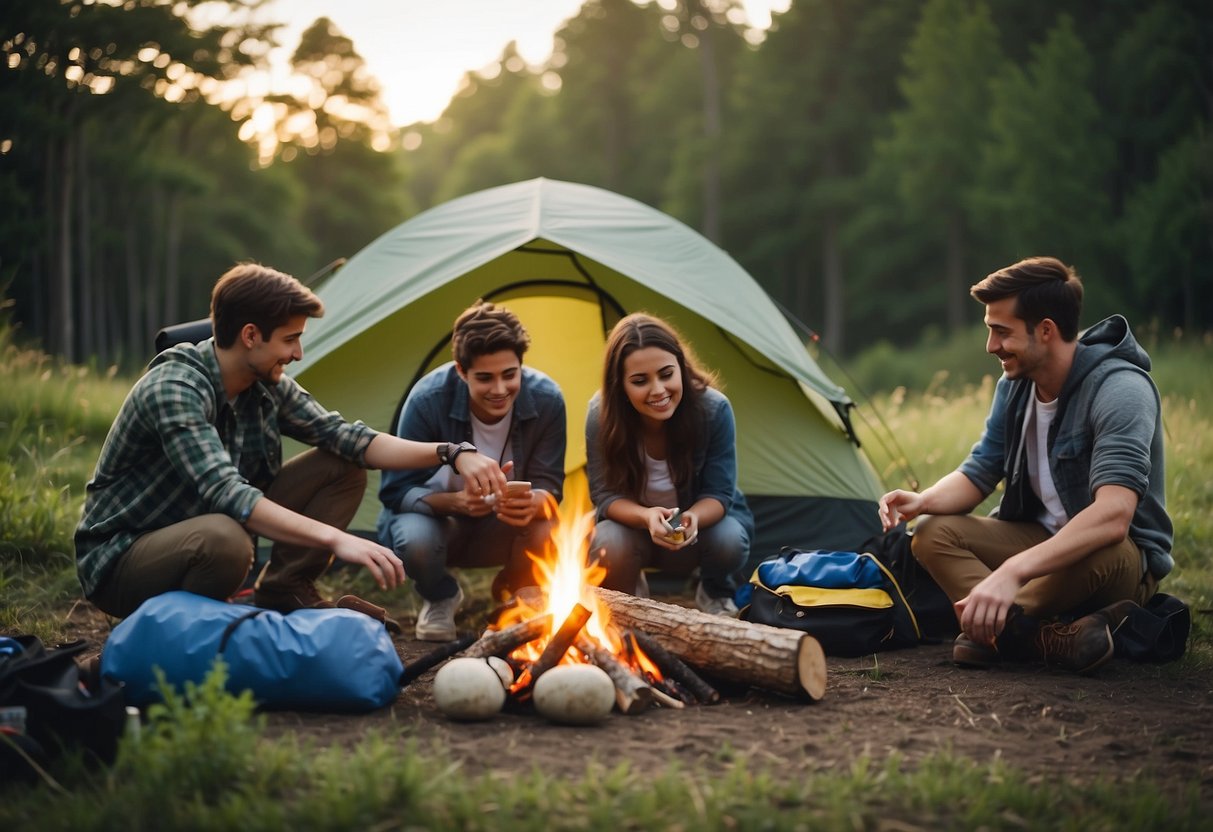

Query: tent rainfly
left=292, top=178, right=884, bottom=570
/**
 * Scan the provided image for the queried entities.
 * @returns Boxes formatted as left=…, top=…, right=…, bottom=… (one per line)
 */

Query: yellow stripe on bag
left=774, top=585, right=894, bottom=609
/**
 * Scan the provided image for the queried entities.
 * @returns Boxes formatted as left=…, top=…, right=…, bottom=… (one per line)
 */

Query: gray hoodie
left=958, top=315, right=1173, bottom=579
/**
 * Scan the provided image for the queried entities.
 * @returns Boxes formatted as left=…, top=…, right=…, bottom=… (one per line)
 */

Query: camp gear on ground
left=738, top=549, right=921, bottom=656
left=102, top=591, right=403, bottom=711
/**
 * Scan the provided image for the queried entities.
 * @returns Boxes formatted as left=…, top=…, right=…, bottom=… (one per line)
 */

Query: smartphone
left=505, top=480, right=532, bottom=496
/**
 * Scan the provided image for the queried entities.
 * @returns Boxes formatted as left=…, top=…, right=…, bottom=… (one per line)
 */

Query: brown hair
left=970, top=256, right=1084, bottom=341
left=210, top=263, right=323, bottom=348
left=598, top=313, right=716, bottom=498
left=451, top=300, right=530, bottom=368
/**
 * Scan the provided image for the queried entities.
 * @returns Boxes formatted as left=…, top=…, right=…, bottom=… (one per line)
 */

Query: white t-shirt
left=424, top=412, right=514, bottom=492
left=1023, top=386, right=1068, bottom=534
left=641, top=451, right=679, bottom=509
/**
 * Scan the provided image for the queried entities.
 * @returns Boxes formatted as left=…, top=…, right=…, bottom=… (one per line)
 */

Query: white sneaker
left=695, top=582, right=738, bottom=617
left=415, top=586, right=464, bottom=641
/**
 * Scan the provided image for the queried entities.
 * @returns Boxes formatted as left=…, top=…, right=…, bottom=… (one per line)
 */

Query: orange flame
left=492, top=476, right=656, bottom=678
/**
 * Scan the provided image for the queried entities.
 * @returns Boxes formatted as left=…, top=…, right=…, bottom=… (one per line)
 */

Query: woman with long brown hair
left=585, top=314, right=752, bottom=614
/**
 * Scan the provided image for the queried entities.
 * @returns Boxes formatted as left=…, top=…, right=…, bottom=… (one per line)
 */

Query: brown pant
left=912, top=514, right=1156, bottom=622
left=90, top=449, right=366, bottom=618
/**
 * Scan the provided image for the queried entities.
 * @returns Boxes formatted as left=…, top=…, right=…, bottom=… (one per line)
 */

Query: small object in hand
left=505, top=480, right=531, bottom=497
left=663, top=508, right=685, bottom=543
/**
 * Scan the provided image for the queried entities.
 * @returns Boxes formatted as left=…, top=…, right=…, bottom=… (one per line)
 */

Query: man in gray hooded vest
left=878, top=256, right=1171, bottom=673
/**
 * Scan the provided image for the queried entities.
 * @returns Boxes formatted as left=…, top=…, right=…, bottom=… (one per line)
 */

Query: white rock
left=487, top=656, right=514, bottom=688
left=432, top=657, right=507, bottom=721
left=532, top=664, right=616, bottom=725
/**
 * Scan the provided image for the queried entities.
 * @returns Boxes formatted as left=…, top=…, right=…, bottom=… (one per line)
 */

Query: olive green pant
left=89, top=449, right=365, bottom=617
left=911, top=514, right=1156, bottom=623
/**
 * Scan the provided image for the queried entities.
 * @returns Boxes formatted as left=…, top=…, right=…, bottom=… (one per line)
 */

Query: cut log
left=462, top=613, right=553, bottom=659
left=627, top=629, right=720, bottom=705
left=575, top=636, right=655, bottom=715
left=593, top=587, right=826, bottom=701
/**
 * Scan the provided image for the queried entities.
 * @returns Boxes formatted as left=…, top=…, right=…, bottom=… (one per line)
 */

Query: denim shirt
left=958, top=315, right=1172, bottom=579
left=585, top=387, right=755, bottom=539
left=378, top=362, right=567, bottom=515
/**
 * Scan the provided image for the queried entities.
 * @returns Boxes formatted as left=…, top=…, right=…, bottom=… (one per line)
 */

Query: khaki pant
left=911, top=514, right=1156, bottom=622
left=90, top=449, right=365, bottom=617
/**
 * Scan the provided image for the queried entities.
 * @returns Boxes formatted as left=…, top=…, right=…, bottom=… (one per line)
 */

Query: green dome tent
left=292, top=177, right=884, bottom=567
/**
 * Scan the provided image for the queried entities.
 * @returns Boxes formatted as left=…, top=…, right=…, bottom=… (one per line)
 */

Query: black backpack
left=859, top=524, right=959, bottom=640
left=0, top=635, right=126, bottom=783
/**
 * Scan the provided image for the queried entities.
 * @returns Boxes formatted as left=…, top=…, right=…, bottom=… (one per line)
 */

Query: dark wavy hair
left=451, top=300, right=530, bottom=368
left=598, top=314, right=717, bottom=499
left=210, top=263, right=323, bottom=348
left=970, top=256, right=1084, bottom=341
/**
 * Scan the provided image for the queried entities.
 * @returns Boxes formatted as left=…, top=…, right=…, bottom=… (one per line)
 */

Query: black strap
left=217, top=610, right=265, bottom=654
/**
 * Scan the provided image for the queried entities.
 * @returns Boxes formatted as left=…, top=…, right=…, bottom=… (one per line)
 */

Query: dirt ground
left=65, top=593, right=1213, bottom=800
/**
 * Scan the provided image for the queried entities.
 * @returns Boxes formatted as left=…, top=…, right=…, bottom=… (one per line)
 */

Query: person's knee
left=589, top=521, right=639, bottom=571
left=380, top=512, right=444, bottom=564
left=696, top=519, right=749, bottom=575
left=184, top=516, right=253, bottom=593
left=911, top=515, right=952, bottom=568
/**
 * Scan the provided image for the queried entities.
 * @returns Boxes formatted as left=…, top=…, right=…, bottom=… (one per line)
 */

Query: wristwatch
left=437, top=441, right=477, bottom=472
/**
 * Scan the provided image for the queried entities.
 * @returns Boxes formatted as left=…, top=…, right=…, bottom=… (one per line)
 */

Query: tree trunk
left=694, top=0, right=721, bottom=244
left=78, top=130, right=95, bottom=362
left=52, top=133, right=76, bottom=360
left=946, top=213, right=967, bottom=332
left=124, top=214, right=143, bottom=360
left=822, top=211, right=844, bottom=354
left=592, top=587, right=826, bottom=701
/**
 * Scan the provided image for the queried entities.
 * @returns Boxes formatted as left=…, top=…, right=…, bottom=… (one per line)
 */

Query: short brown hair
left=970, top=256, right=1084, bottom=341
left=210, top=263, right=323, bottom=348
left=450, top=300, right=530, bottom=368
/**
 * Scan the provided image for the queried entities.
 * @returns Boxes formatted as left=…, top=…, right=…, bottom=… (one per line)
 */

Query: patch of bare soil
left=63, top=594, right=1213, bottom=800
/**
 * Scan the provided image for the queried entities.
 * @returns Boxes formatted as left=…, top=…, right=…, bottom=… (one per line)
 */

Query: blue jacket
left=958, top=315, right=1172, bottom=579
left=378, top=362, right=567, bottom=515
left=585, top=387, right=755, bottom=539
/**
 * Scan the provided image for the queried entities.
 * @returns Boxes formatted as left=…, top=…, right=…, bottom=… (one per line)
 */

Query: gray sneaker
left=415, top=586, right=464, bottom=642
left=694, top=582, right=738, bottom=617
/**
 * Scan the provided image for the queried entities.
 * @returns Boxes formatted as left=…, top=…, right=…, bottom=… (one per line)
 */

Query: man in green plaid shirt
left=76, top=263, right=507, bottom=620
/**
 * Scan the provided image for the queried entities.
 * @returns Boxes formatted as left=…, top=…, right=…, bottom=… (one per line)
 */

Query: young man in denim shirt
left=878, top=257, right=1171, bottom=673
left=378, top=302, right=566, bottom=641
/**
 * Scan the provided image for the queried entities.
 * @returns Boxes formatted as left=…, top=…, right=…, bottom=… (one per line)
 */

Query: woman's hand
left=647, top=507, right=698, bottom=551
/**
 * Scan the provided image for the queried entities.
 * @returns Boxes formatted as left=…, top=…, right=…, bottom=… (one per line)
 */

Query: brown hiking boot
left=1034, top=614, right=1115, bottom=674
left=335, top=595, right=403, bottom=635
left=952, top=633, right=1000, bottom=668
left=253, top=581, right=336, bottom=613
left=1086, top=599, right=1140, bottom=634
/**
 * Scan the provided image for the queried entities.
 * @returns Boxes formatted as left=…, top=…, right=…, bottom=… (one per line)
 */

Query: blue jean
left=378, top=508, right=553, bottom=602
left=590, top=516, right=749, bottom=598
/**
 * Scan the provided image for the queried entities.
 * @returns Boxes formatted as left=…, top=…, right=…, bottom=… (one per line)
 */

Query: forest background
left=2, top=0, right=1210, bottom=370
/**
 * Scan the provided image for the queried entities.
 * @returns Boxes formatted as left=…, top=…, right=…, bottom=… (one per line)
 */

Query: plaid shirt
left=74, top=338, right=377, bottom=597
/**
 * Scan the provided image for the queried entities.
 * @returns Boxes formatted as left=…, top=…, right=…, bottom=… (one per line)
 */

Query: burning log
left=627, top=629, right=720, bottom=705
left=516, top=604, right=592, bottom=690
left=592, top=587, right=827, bottom=701
left=399, top=633, right=478, bottom=687
left=462, top=613, right=553, bottom=659
left=575, top=636, right=655, bottom=715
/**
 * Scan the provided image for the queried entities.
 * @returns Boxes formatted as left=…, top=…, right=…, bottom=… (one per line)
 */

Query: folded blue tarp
left=102, top=591, right=403, bottom=712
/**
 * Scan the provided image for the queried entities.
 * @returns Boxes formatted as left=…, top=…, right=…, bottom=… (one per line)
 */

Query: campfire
left=430, top=481, right=828, bottom=723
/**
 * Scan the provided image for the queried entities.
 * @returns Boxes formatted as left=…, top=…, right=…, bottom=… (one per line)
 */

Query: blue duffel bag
left=102, top=591, right=404, bottom=712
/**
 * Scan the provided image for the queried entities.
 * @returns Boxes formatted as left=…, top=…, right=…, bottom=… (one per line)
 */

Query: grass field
left=2, top=313, right=1210, bottom=828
